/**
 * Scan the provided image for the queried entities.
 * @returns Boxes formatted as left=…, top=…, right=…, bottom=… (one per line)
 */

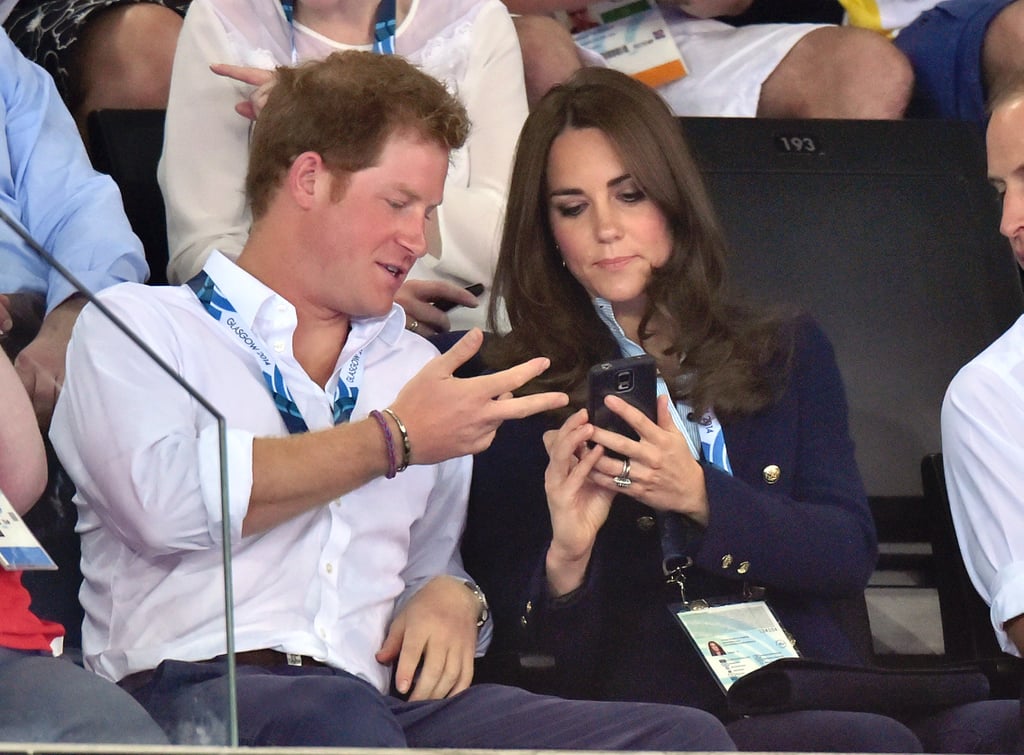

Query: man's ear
left=287, top=151, right=325, bottom=210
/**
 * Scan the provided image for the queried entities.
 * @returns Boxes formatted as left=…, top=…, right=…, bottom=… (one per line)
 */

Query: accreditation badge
left=670, top=600, right=799, bottom=692
left=0, top=489, right=57, bottom=570
left=559, top=0, right=687, bottom=88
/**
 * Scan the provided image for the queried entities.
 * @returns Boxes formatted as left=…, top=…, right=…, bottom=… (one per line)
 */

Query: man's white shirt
left=50, top=251, right=485, bottom=687
left=942, top=313, right=1024, bottom=657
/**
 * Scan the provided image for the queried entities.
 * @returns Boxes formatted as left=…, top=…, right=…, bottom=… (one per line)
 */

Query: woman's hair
left=247, top=50, right=469, bottom=219
left=486, top=67, right=792, bottom=420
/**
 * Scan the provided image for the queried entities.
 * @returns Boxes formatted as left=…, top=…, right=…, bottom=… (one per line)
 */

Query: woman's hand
left=589, top=394, right=710, bottom=527
left=542, top=408, right=615, bottom=596
left=396, top=279, right=480, bottom=337
left=210, top=63, right=276, bottom=120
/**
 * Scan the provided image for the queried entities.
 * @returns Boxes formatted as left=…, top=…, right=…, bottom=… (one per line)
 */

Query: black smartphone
left=586, top=355, right=657, bottom=459
left=434, top=282, right=485, bottom=312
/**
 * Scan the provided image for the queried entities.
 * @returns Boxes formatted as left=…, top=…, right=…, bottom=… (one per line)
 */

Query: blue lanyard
left=591, top=299, right=733, bottom=474
left=589, top=299, right=734, bottom=589
left=373, top=0, right=396, bottom=53
left=280, top=0, right=396, bottom=57
left=188, top=271, right=361, bottom=435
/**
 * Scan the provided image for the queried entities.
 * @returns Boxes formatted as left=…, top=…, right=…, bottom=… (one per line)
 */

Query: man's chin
left=352, top=302, right=397, bottom=321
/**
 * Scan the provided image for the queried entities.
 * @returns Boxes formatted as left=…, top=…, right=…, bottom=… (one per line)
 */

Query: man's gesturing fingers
left=391, top=333, right=567, bottom=464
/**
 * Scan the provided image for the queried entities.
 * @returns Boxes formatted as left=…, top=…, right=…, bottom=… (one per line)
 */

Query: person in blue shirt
left=0, top=28, right=148, bottom=428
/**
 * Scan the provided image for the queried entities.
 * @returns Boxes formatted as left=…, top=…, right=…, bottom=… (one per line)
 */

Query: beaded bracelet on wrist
left=382, top=407, right=411, bottom=473
left=369, top=409, right=397, bottom=479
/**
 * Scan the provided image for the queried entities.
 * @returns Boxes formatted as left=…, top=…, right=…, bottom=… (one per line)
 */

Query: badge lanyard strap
left=590, top=300, right=736, bottom=603
left=188, top=271, right=363, bottom=434
left=373, top=0, right=397, bottom=53
left=660, top=412, right=736, bottom=605
left=280, top=0, right=396, bottom=61
left=591, top=298, right=732, bottom=472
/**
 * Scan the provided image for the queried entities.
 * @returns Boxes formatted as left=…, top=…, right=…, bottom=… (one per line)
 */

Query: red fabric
left=0, top=568, right=63, bottom=652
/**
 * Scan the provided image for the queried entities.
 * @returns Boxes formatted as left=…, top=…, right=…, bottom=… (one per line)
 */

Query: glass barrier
left=0, top=206, right=238, bottom=747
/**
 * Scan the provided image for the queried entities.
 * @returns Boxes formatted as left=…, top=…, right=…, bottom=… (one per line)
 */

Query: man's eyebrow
left=391, top=184, right=443, bottom=206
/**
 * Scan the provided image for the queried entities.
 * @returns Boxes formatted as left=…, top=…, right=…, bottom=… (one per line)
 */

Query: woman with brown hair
left=462, top=66, right=1020, bottom=753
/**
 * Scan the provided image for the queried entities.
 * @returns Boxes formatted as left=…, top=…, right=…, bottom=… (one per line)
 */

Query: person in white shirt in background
left=502, top=0, right=912, bottom=118
left=942, top=74, right=1024, bottom=660
left=160, top=0, right=527, bottom=335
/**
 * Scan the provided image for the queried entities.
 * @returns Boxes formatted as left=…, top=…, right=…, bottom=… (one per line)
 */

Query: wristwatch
left=464, top=580, right=490, bottom=627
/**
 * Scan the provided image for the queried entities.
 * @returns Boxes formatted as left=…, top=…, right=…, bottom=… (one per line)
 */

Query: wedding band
left=407, top=319, right=419, bottom=333
left=613, top=457, right=632, bottom=488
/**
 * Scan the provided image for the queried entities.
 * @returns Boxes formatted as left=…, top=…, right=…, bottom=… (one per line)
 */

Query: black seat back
left=87, top=109, right=169, bottom=284
left=680, top=117, right=1023, bottom=499
left=679, top=117, right=1023, bottom=663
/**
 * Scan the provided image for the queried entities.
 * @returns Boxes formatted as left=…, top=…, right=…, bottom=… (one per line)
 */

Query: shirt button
left=721, top=554, right=733, bottom=569
left=273, top=341, right=286, bottom=353
left=325, top=563, right=333, bottom=574
left=276, top=304, right=288, bottom=313
left=763, top=464, right=781, bottom=484
left=636, top=515, right=656, bottom=532
left=737, top=561, right=750, bottom=575
left=319, top=627, right=327, bottom=639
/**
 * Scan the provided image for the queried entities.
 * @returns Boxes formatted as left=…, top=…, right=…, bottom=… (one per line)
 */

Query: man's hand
left=245, top=330, right=566, bottom=535
left=375, top=576, right=481, bottom=700
left=14, top=296, right=86, bottom=430
left=391, top=328, right=569, bottom=464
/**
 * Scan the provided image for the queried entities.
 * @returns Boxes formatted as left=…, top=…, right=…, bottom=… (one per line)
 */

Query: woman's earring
left=553, top=240, right=566, bottom=266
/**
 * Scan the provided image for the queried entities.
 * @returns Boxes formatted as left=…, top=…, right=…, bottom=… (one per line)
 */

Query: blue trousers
left=906, top=699, right=1022, bottom=754
left=128, top=659, right=737, bottom=749
left=0, top=647, right=167, bottom=744
left=722, top=698, right=1022, bottom=753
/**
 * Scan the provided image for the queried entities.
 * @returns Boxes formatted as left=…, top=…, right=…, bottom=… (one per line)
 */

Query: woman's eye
left=555, top=203, right=585, bottom=218
left=620, top=190, right=646, bottom=203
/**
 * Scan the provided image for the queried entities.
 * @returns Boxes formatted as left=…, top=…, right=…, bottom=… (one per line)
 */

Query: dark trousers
left=723, top=699, right=1022, bottom=754
left=128, top=659, right=737, bottom=749
left=0, top=648, right=166, bottom=744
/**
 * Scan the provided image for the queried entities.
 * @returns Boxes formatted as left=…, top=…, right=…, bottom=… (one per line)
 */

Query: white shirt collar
left=203, top=249, right=407, bottom=365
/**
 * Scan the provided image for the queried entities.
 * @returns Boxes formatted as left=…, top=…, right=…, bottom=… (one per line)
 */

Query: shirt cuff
left=990, top=559, right=1024, bottom=657
left=197, top=424, right=254, bottom=544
